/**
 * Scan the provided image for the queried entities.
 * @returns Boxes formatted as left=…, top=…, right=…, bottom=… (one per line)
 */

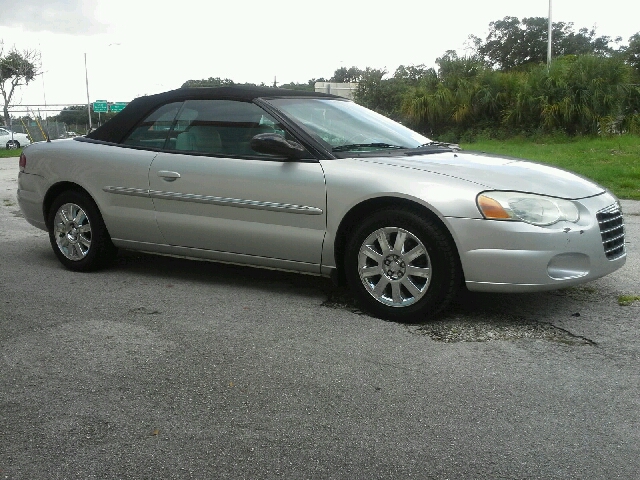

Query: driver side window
left=167, top=100, right=290, bottom=157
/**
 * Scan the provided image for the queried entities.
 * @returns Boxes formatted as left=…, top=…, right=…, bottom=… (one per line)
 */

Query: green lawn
left=0, top=148, right=22, bottom=158
left=4, top=135, right=639, bottom=199
left=461, top=135, right=640, bottom=200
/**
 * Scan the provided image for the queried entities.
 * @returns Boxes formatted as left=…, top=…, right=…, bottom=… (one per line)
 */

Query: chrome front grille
left=596, top=204, right=625, bottom=260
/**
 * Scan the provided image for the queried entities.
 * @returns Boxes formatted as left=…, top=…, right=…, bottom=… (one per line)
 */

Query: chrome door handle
left=157, top=171, right=181, bottom=181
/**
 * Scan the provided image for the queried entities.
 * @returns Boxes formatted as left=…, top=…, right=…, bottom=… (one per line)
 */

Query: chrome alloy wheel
left=53, top=203, right=92, bottom=261
left=357, top=227, right=432, bottom=307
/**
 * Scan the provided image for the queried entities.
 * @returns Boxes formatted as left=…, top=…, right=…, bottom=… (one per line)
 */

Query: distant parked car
left=0, top=127, right=32, bottom=149
left=16, top=86, right=626, bottom=321
left=66, top=131, right=79, bottom=138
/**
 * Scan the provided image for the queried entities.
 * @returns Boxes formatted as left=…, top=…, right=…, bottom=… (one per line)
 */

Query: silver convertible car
left=17, top=86, right=626, bottom=321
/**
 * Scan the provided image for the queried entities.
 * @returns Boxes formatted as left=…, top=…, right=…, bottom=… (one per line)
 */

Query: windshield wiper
left=417, top=141, right=461, bottom=151
left=332, top=143, right=407, bottom=152
left=403, top=141, right=462, bottom=156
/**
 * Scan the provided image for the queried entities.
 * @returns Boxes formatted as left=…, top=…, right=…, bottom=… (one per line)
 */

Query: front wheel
left=344, top=208, right=461, bottom=322
left=6, top=140, right=20, bottom=149
left=47, top=191, right=116, bottom=271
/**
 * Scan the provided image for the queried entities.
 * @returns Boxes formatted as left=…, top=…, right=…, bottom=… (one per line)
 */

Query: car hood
left=362, top=150, right=605, bottom=199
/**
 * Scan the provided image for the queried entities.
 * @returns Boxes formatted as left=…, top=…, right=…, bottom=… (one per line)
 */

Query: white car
left=1, top=127, right=32, bottom=149
left=17, top=86, right=626, bottom=321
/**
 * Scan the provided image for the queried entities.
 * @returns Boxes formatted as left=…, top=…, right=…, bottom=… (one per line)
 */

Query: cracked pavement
left=1, top=157, right=639, bottom=479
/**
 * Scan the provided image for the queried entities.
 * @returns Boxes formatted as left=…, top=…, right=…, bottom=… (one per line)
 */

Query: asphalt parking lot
left=1, top=157, right=639, bottom=479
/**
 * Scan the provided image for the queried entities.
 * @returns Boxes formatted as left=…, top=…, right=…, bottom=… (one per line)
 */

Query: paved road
left=1, top=157, right=639, bottom=479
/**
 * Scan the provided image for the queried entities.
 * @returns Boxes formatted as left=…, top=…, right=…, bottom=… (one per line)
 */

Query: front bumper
left=448, top=192, right=626, bottom=292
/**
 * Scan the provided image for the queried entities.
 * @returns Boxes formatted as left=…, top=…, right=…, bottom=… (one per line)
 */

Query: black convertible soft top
left=85, top=86, right=339, bottom=144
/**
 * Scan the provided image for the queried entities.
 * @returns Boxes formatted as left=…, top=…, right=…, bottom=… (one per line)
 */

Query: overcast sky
left=0, top=0, right=638, bottom=116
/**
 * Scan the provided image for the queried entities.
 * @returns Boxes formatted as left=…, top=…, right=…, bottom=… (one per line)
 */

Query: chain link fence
left=5, top=104, right=94, bottom=143
left=9, top=121, right=78, bottom=142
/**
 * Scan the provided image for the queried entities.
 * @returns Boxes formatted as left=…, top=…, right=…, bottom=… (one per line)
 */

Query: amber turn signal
left=477, top=194, right=511, bottom=219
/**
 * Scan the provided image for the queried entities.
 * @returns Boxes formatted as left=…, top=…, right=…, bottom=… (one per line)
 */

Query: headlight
left=477, top=191, right=580, bottom=226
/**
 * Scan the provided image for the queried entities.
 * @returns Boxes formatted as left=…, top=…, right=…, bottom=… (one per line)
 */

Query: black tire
left=344, top=208, right=461, bottom=322
left=6, top=140, right=20, bottom=149
left=47, top=190, right=117, bottom=271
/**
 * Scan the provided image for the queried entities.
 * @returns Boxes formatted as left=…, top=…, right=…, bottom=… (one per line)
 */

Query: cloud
left=0, top=0, right=108, bottom=35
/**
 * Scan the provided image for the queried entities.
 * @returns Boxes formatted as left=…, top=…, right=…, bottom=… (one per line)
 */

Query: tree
left=181, top=77, right=235, bottom=88
left=623, top=33, right=640, bottom=75
left=278, top=81, right=314, bottom=92
left=393, top=64, right=435, bottom=84
left=50, top=105, right=116, bottom=130
left=530, top=55, right=633, bottom=135
left=401, top=52, right=500, bottom=137
left=353, top=68, right=391, bottom=113
left=0, top=43, right=41, bottom=126
left=436, top=51, right=485, bottom=82
left=352, top=66, right=438, bottom=122
left=330, top=66, right=364, bottom=83
left=470, top=17, right=616, bottom=70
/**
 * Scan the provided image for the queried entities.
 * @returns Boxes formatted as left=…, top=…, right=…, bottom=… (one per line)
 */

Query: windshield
left=266, top=98, right=431, bottom=153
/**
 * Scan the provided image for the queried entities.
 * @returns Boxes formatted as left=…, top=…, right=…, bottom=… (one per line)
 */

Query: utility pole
left=547, top=0, right=553, bottom=69
left=84, top=53, right=92, bottom=131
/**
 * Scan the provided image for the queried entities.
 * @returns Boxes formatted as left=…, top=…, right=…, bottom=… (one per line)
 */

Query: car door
left=147, top=99, right=327, bottom=269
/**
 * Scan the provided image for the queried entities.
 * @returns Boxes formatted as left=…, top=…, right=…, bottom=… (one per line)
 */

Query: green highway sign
left=93, top=100, right=108, bottom=113
left=110, top=102, right=128, bottom=113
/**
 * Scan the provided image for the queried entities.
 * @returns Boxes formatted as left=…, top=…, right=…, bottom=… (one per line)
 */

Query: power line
left=547, top=0, right=553, bottom=68
left=9, top=109, right=77, bottom=113
left=8, top=104, right=85, bottom=107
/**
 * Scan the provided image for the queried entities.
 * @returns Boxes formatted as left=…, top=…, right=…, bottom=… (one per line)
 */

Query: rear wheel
left=344, top=208, right=461, bottom=321
left=47, top=191, right=116, bottom=271
left=6, top=140, right=20, bottom=149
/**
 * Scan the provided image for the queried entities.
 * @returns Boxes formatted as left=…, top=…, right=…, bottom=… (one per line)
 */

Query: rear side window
left=122, top=102, right=182, bottom=149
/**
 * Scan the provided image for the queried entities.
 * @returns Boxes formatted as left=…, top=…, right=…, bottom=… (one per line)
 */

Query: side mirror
left=250, top=133, right=308, bottom=160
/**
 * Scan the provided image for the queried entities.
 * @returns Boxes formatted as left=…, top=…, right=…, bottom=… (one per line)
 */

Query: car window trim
left=74, top=136, right=320, bottom=163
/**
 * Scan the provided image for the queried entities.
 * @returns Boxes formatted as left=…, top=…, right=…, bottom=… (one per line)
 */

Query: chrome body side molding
left=103, top=186, right=323, bottom=215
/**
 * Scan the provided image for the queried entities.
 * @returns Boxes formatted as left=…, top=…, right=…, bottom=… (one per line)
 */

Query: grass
left=618, top=295, right=640, bottom=306
left=3, top=135, right=639, bottom=199
left=461, top=134, right=640, bottom=200
left=0, top=148, right=22, bottom=158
